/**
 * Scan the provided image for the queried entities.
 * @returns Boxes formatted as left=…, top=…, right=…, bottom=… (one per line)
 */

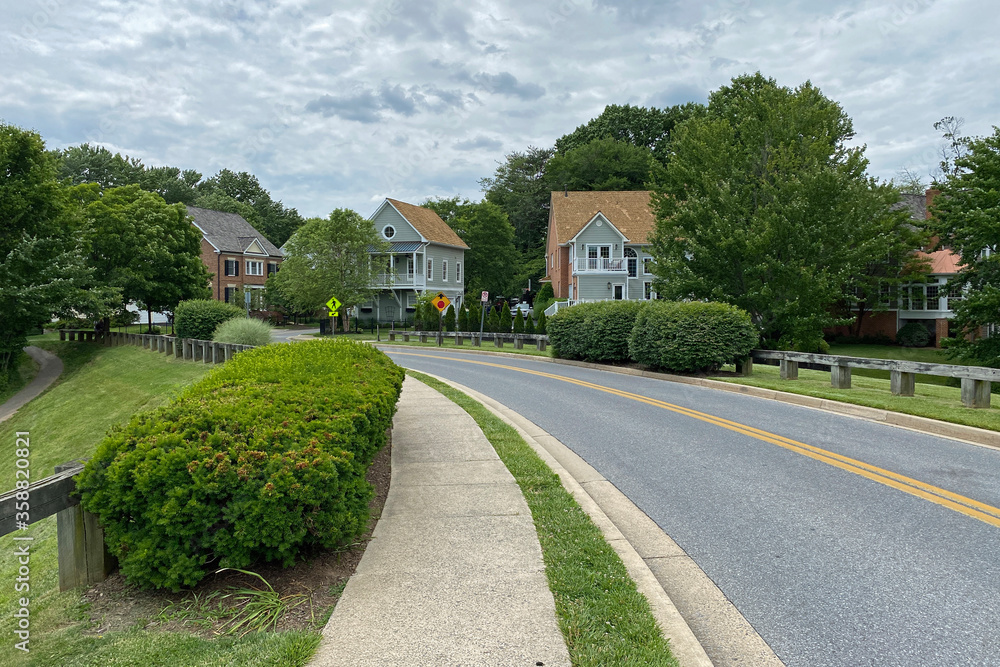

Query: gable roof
left=550, top=191, right=656, bottom=246
left=385, top=198, right=469, bottom=249
left=187, top=206, right=282, bottom=257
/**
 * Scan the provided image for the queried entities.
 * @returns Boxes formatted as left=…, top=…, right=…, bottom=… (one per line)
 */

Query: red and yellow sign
left=432, top=292, right=451, bottom=312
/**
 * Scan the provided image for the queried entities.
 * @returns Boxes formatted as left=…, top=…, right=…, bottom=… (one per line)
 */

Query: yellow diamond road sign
left=432, top=292, right=451, bottom=312
left=326, top=296, right=341, bottom=317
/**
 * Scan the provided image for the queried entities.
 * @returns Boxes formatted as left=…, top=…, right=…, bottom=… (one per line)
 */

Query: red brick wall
left=198, top=239, right=281, bottom=303
left=826, top=311, right=898, bottom=340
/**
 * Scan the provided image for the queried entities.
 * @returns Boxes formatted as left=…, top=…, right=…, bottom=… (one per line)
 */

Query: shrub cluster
left=629, top=302, right=759, bottom=372
left=175, top=299, right=244, bottom=340
left=212, top=317, right=273, bottom=346
left=547, top=301, right=642, bottom=363
left=548, top=300, right=759, bottom=372
left=896, top=322, right=932, bottom=348
left=76, top=339, right=404, bottom=591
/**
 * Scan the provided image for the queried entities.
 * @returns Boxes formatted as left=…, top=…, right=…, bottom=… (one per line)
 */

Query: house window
left=910, top=285, right=924, bottom=310
left=625, top=248, right=638, bottom=278
left=246, top=260, right=264, bottom=276
left=456, top=262, right=462, bottom=284
left=643, top=258, right=652, bottom=275
left=225, top=259, right=239, bottom=277
left=442, top=260, right=448, bottom=282
left=644, top=282, right=653, bottom=300
left=926, top=285, right=940, bottom=309
left=427, top=258, right=433, bottom=281
left=383, top=225, right=396, bottom=240
left=948, top=284, right=963, bottom=310
left=267, top=262, right=278, bottom=276
left=586, top=245, right=611, bottom=270
left=224, top=287, right=235, bottom=303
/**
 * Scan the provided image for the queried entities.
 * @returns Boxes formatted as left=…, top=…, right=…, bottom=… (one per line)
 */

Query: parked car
left=514, top=302, right=532, bottom=315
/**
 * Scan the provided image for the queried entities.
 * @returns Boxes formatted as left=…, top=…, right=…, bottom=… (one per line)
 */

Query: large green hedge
left=629, top=301, right=759, bottom=372
left=547, top=300, right=642, bottom=363
left=175, top=299, right=244, bottom=340
left=76, top=339, right=404, bottom=591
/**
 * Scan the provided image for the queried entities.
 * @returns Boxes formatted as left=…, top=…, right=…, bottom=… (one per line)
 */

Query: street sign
left=433, top=292, right=451, bottom=312
left=326, top=296, right=341, bottom=317
left=481, top=291, right=489, bottom=303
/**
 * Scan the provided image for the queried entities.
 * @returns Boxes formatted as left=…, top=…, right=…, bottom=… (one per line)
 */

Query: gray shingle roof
left=187, top=206, right=282, bottom=257
left=892, top=193, right=927, bottom=221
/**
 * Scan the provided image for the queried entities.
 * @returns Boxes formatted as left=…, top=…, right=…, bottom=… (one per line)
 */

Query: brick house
left=187, top=206, right=283, bottom=307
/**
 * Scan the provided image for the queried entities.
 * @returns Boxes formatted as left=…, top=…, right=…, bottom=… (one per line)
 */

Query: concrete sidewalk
left=311, top=376, right=570, bottom=666
left=0, top=346, right=63, bottom=424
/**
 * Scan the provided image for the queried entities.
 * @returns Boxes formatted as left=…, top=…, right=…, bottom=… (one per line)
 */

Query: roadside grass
left=0, top=351, right=40, bottom=405
left=0, top=340, right=320, bottom=666
left=711, top=362, right=1000, bottom=431
left=826, top=343, right=972, bottom=386
left=374, top=336, right=554, bottom=358
left=407, top=370, right=678, bottom=667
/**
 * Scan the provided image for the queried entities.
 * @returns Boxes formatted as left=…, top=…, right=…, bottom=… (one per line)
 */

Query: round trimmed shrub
left=896, top=322, right=932, bottom=347
left=628, top=301, right=759, bottom=372
left=547, top=301, right=643, bottom=363
left=212, top=317, right=273, bottom=346
left=76, top=339, right=404, bottom=591
left=175, top=299, right=244, bottom=340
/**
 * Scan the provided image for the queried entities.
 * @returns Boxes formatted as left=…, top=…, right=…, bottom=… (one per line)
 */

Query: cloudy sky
left=2, top=0, right=996, bottom=218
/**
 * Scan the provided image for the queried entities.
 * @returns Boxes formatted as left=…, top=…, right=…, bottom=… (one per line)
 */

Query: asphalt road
left=382, top=347, right=1000, bottom=667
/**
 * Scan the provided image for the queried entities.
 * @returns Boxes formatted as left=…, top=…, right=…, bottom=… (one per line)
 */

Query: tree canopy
left=544, top=137, right=654, bottom=192
left=928, top=126, right=1000, bottom=364
left=649, top=73, right=921, bottom=348
left=272, top=209, right=388, bottom=328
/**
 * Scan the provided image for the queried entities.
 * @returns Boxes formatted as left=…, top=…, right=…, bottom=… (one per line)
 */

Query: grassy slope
left=408, top=370, right=678, bottom=666
left=0, top=340, right=319, bottom=666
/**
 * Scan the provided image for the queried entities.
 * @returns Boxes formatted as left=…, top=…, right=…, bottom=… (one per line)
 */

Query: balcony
left=374, top=272, right=424, bottom=288
left=574, top=258, right=627, bottom=273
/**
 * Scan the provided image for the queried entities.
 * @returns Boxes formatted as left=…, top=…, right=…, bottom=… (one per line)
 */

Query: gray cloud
left=470, top=72, right=546, bottom=100
left=454, top=135, right=503, bottom=151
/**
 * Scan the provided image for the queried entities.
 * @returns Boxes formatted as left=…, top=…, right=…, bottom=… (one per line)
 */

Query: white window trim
left=245, top=260, right=264, bottom=276
left=382, top=224, right=396, bottom=240
left=427, top=258, right=433, bottom=282
left=442, top=259, right=448, bottom=282
left=456, top=262, right=462, bottom=284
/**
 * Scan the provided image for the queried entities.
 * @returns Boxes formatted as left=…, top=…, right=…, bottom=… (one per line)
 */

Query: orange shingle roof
left=915, top=249, right=962, bottom=275
left=387, top=199, right=469, bottom=249
left=550, top=191, right=656, bottom=245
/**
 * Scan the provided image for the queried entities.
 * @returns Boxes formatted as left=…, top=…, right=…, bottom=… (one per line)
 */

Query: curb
left=375, top=343, right=1000, bottom=452
left=422, top=372, right=783, bottom=666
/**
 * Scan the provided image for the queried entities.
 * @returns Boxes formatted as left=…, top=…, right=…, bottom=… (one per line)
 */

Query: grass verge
left=407, top=370, right=678, bottom=667
left=375, top=337, right=553, bottom=358
left=0, top=340, right=320, bottom=666
left=0, top=351, right=41, bottom=406
left=711, top=362, right=1000, bottom=432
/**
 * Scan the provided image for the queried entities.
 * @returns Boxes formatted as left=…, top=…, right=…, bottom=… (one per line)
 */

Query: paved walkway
left=311, top=376, right=570, bottom=667
left=0, top=346, right=63, bottom=424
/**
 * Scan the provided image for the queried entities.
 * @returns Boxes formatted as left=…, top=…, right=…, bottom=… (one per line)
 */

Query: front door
left=613, top=284, right=624, bottom=300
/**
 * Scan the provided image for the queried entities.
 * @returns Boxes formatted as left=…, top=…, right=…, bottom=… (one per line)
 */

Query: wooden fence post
left=739, top=357, right=753, bottom=376
left=890, top=370, right=915, bottom=396
left=831, top=364, right=852, bottom=389
left=780, top=359, right=799, bottom=380
left=961, top=379, right=991, bottom=408
left=53, top=462, right=115, bottom=592
left=536, top=338, right=547, bottom=352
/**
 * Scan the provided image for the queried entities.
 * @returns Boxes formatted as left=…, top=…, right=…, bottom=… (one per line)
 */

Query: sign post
left=479, top=291, right=488, bottom=337
left=244, top=289, right=252, bottom=318
left=432, top=292, right=451, bottom=347
left=326, top=296, right=341, bottom=336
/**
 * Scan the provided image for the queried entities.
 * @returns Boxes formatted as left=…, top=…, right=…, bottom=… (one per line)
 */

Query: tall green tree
left=56, top=144, right=144, bottom=189
left=929, top=126, right=1000, bottom=364
left=649, top=73, right=921, bottom=347
left=273, top=209, right=388, bottom=331
left=1, top=125, right=100, bottom=375
left=480, top=146, right=554, bottom=254
left=544, top=137, right=654, bottom=192
left=555, top=102, right=705, bottom=166
left=198, top=169, right=304, bottom=247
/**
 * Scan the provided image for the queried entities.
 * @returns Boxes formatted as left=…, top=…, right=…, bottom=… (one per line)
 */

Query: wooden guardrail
left=58, top=329, right=256, bottom=364
left=0, top=461, right=114, bottom=591
left=386, top=330, right=549, bottom=352
left=749, top=350, right=998, bottom=409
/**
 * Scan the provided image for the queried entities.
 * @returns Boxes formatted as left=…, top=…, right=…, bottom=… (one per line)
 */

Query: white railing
left=575, top=258, right=626, bottom=272
left=374, top=272, right=421, bottom=288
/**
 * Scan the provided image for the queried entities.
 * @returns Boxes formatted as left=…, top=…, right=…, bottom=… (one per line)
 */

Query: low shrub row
left=175, top=299, right=244, bottom=340
left=76, top=339, right=405, bottom=591
left=548, top=300, right=759, bottom=373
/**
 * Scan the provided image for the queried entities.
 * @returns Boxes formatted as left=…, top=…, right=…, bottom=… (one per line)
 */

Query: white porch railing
left=574, top=258, right=627, bottom=272
left=374, top=272, right=422, bottom=288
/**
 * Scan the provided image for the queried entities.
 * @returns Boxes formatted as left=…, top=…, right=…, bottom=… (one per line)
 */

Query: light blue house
left=361, top=198, right=469, bottom=324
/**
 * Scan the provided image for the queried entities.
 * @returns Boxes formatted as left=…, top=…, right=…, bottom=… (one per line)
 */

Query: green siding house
left=362, top=198, right=469, bottom=324
left=544, top=191, right=658, bottom=315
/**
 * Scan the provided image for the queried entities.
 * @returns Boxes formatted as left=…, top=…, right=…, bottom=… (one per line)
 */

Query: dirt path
left=0, top=346, right=64, bottom=424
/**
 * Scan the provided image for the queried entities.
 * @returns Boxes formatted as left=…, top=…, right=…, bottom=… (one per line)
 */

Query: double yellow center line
left=394, top=351, right=1000, bottom=529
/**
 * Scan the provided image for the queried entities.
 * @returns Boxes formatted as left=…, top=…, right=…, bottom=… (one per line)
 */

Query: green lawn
left=373, top=336, right=554, bottom=358
left=409, top=370, right=678, bottom=666
left=825, top=343, right=970, bottom=386
left=712, top=362, right=1000, bottom=432
left=0, top=339, right=319, bottom=666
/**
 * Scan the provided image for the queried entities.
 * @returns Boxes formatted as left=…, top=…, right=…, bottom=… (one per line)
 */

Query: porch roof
left=368, top=241, right=424, bottom=253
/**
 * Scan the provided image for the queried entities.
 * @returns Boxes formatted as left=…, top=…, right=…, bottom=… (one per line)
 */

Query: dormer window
left=383, top=225, right=396, bottom=240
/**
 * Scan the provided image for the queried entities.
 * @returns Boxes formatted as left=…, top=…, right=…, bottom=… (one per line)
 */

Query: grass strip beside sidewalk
left=407, top=370, right=678, bottom=667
